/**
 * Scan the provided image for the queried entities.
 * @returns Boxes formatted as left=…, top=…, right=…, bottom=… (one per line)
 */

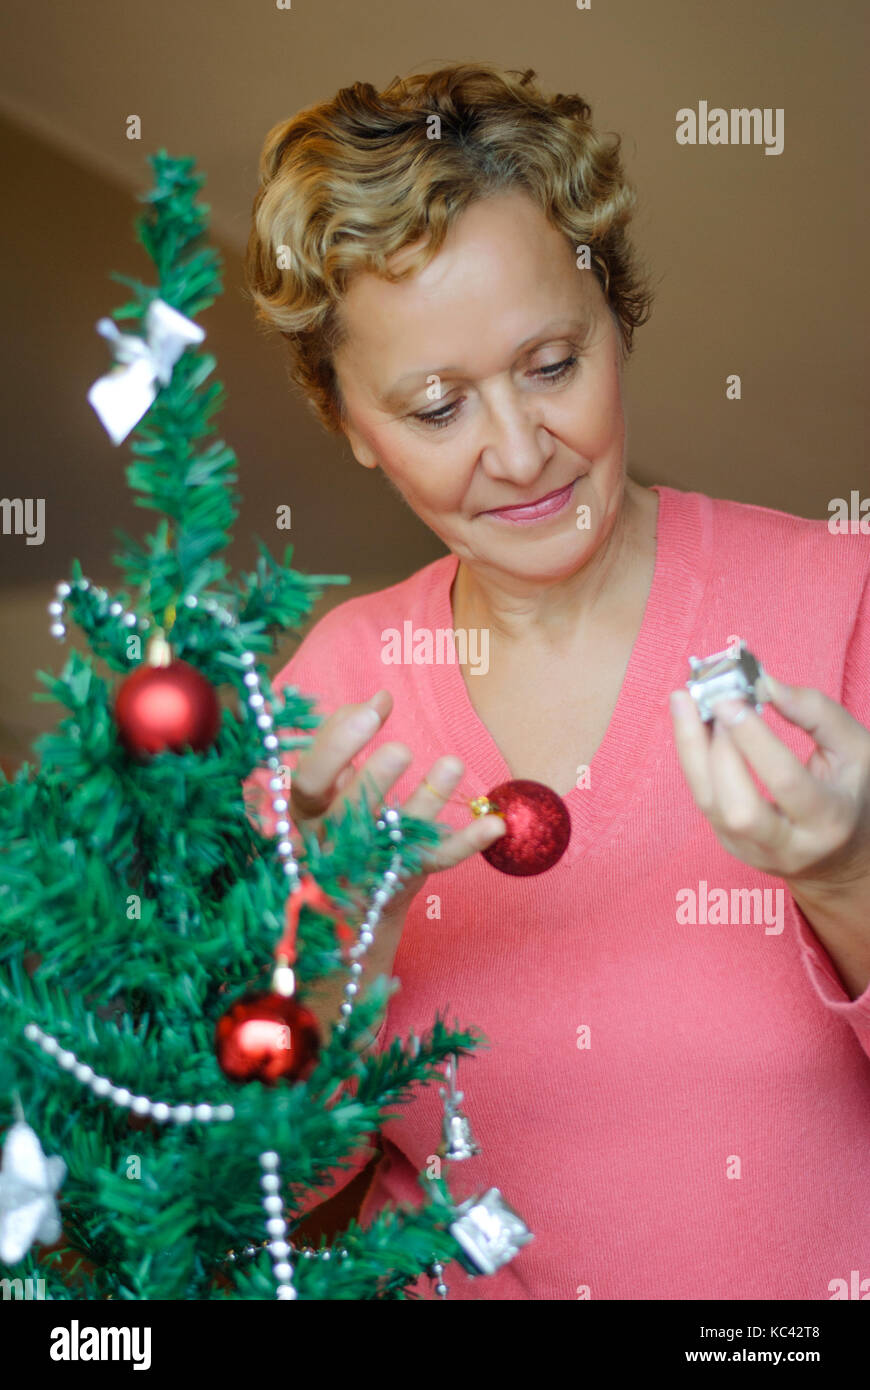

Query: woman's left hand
left=669, top=673, right=870, bottom=893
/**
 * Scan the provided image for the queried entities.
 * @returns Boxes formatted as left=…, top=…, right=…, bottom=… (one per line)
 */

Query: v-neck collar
left=414, top=484, right=713, bottom=867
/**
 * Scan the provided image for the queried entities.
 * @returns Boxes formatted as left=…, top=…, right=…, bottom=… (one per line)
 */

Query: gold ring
left=422, top=777, right=450, bottom=801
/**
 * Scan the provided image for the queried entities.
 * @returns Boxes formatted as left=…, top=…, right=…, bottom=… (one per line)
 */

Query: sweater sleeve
left=242, top=610, right=389, bottom=1223
left=791, top=897, right=870, bottom=1061
left=841, top=561, right=870, bottom=733
left=792, top=560, right=870, bottom=1060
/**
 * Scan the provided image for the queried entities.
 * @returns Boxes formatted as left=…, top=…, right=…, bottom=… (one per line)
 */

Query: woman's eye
left=537, top=354, right=578, bottom=381
left=413, top=399, right=461, bottom=430
left=412, top=354, right=579, bottom=430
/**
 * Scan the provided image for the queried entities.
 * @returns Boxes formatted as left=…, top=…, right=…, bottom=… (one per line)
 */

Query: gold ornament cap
left=272, top=957, right=296, bottom=998
left=145, top=632, right=173, bottom=667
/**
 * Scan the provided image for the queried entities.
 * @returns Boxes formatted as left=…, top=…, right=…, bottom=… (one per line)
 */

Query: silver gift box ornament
left=450, top=1187, right=533, bottom=1275
left=686, top=641, right=768, bottom=723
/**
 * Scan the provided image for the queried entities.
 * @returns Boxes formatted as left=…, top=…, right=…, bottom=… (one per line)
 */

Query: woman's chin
left=483, top=530, right=601, bottom=581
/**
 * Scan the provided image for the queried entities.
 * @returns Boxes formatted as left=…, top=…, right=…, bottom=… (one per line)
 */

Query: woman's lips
left=483, top=478, right=577, bottom=524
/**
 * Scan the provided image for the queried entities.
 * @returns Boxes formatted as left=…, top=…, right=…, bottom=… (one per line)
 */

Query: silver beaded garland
left=335, top=815, right=405, bottom=1035
left=431, top=1260, right=449, bottom=1297
left=22, top=1023, right=234, bottom=1124
left=224, top=1237, right=351, bottom=1266
left=47, top=576, right=149, bottom=643
left=258, top=1151, right=297, bottom=1299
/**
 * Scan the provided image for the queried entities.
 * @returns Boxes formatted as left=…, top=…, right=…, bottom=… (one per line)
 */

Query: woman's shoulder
left=301, top=552, right=454, bottom=640
left=665, top=483, right=870, bottom=591
left=707, top=486, right=861, bottom=537
left=270, top=552, right=455, bottom=700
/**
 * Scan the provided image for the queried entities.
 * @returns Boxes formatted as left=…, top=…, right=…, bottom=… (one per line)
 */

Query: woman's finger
left=760, top=674, right=868, bottom=761
left=426, top=815, right=508, bottom=871
left=333, top=762, right=358, bottom=795
left=711, top=697, right=825, bottom=825
left=400, top=755, right=466, bottom=821
left=371, top=753, right=505, bottom=878
left=708, top=717, right=785, bottom=846
left=328, top=740, right=413, bottom=821
left=290, top=691, right=391, bottom=820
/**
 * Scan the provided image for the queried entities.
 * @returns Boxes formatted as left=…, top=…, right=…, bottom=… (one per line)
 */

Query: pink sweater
left=253, top=484, right=870, bottom=1300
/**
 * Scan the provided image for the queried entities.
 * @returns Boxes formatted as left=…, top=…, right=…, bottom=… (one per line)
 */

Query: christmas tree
left=0, top=151, right=531, bottom=1300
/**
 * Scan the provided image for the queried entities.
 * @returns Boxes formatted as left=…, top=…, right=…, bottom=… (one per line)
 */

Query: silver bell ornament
left=438, top=1055, right=481, bottom=1162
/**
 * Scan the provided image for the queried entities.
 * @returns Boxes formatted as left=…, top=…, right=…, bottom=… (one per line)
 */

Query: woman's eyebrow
left=379, top=314, right=592, bottom=408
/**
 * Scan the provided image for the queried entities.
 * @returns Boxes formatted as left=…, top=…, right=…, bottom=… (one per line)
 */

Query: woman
left=244, top=63, right=870, bottom=1300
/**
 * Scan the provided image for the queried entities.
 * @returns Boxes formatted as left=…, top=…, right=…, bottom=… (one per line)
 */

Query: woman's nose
left=478, top=392, right=554, bottom=484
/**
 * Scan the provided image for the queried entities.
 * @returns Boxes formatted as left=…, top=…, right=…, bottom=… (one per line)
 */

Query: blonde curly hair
left=244, top=61, right=654, bottom=435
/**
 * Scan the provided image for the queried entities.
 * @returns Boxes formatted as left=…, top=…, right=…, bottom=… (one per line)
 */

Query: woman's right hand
left=287, top=687, right=506, bottom=918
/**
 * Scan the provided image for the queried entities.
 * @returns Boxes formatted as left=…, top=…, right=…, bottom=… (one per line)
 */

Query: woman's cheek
left=398, top=445, right=468, bottom=512
left=571, top=386, right=624, bottom=461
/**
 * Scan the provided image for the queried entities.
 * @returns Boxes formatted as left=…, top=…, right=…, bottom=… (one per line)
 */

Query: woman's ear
left=343, top=424, right=379, bottom=470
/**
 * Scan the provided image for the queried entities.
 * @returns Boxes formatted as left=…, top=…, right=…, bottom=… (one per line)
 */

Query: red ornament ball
left=215, top=991, right=321, bottom=1085
left=479, top=779, right=571, bottom=876
left=115, top=659, right=220, bottom=757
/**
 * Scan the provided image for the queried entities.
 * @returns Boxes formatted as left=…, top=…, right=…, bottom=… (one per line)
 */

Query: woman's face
left=333, top=188, right=628, bottom=586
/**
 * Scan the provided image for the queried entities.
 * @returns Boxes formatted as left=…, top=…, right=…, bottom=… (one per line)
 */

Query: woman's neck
left=450, top=478, right=658, bottom=649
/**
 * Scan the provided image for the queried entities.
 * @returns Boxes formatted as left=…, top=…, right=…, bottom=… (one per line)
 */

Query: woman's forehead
left=336, top=196, right=595, bottom=365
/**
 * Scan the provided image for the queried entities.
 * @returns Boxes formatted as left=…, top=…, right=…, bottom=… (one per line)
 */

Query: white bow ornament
left=88, top=297, right=205, bottom=445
